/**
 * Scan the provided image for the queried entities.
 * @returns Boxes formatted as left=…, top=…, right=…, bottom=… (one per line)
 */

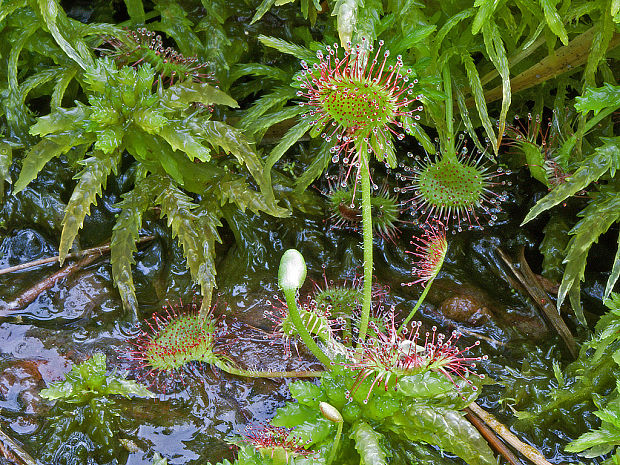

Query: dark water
left=0, top=155, right=610, bottom=464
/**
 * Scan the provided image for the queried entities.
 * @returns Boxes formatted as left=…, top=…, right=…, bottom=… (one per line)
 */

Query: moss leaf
left=265, top=119, right=310, bottom=175
left=540, top=212, right=571, bottom=281
left=482, top=20, right=510, bottom=149
left=461, top=52, right=497, bottom=155
left=250, top=0, right=277, bottom=24
left=219, top=177, right=288, bottom=217
left=155, top=179, right=221, bottom=300
left=522, top=137, right=620, bottom=224
left=14, top=134, right=86, bottom=194
left=539, top=0, right=569, bottom=45
left=558, top=189, right=620, bottom=312
left=295, top=140, right=332, bottom=195
left=258, top=35, right=316, bottom=61
left=240, top=86, right=298, bottom=134
left=471, top=0, right=500, bottom=35
left=59, top=152, right=120, bottom=263
left=164, top=82, right=238, bottom=109
left=605, top=230, right=620, bottom=302
left=350, top=420, right=390, bottom=465
left=123, top=0, right=145, bottom=24
left=0, top=142, right=13, bottom=202
left=392, top=406, right=496, bottom=465
left=575, top=83, right=620, bottom=116
left=37, top=0, right=92, bottom=69
left=111, top=177, right=158, bottom=315
left=159, top=124, right=211, bottom=163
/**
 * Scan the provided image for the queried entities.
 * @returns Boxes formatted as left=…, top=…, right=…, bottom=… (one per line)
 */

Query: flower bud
left=319, top=401, right=343, bottom=423
left=278, top=249, right=307, bottom=292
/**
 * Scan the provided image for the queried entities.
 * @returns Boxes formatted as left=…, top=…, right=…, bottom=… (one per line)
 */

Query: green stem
left=443, top=66, right=457, bottom=162
left=199, top=291, right=212, bottom=322
left=283, top=289, right=333, bottom=369
left=327, top=421, right=343, bottom=465
left=215, top=360, right=323, bottom=378
left=357, top=147, right=373, bottom=346
left=398, top=277, right=436, bottom=334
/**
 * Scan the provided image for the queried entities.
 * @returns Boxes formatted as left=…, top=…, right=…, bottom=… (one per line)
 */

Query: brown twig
left=464, top=407, right=523, bottom=465
left=0, top=236, right=154, bottom=276
left=0, top=426, right=36, bottom=465
left=1, top=237, right=155, bottom=315
left=468, top=402, right=555, bottom=465
left=517, top=248, right=577, bottom=357
left=495, top=247, right=576, bottom=357
left=467, top=28, right=620, bottom=105
left=2, top=254, right=99, bottom=314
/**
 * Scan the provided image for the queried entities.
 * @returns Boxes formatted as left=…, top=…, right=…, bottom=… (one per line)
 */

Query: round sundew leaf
left=416, top=157, right=485, bottom=211
left=314, top=285, right=363, bottom=317
left=328, top=185, right=400, bottom=240
left=297, top=41, right=421, bottom=171
left=320, top=77, right=394, bottom=131
left=142, top=313, right=217, bottom=371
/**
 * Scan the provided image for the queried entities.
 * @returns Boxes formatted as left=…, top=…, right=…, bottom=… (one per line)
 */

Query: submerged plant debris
left=0, top=0, right=618, bottom=464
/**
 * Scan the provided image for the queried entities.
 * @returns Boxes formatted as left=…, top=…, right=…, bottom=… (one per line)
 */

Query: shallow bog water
left=0, top=163, right=609, bottom=464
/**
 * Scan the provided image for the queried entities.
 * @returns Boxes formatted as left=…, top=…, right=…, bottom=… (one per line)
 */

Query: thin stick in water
left=0, top=236, right=154, bottom=276
left=464, top=407, right=523, bottom=465
left=468, top=402, right=554, bottom=465
left=2, top=254, right=99, bottom=314
left=0, top=426, right=37, bottom=465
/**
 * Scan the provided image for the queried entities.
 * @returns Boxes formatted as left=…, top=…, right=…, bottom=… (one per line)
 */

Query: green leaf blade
left=258, top=35, right=316, bottom=62
left=350, top=420, right=389, bottom=465
left=605, top=230, right=620, bottom=302
left=155, top=180, right=221, bottom=302
left=59, top=152, right=120, bottom=263
left=482, top=20, right=511, bottom=150
left=539, top=0, right=569, bottom=45
left=472, top=0, right=500, bottom=35
left=159, top=124, right=211, bottom=163
left=111, top=179, right=157, bottom=315
left=461, top=52, right=497, bottom=155
left=123, top=0, right=145, bottom=24
left=575, top=83, right=620, bottom=116
left=164, top=82, right=239, bottom=109
left=522, top=137, right=620, bottom=224
left=251, top=0, right=277, bottom=24
left=557, top=190, right=620, bottom=311
left=14, top=134, right=84, bottom=194
left=392, top=406, right=496, bottom=465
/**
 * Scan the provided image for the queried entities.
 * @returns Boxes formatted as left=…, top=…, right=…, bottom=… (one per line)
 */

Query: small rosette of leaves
left=39, top=353, right=153, bottom=461
left=262, top=362, right=493, bottom=464
left=41, top=352, right=153, bottom=402
left=327, top=182, right=401, bottom=240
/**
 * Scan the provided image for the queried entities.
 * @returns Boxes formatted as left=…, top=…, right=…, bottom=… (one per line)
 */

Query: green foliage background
left=0, top=0, right=618, bottom=463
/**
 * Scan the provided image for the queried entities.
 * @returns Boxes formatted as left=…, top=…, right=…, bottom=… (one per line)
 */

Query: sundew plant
left=0, top=0, right=618, bottom=464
